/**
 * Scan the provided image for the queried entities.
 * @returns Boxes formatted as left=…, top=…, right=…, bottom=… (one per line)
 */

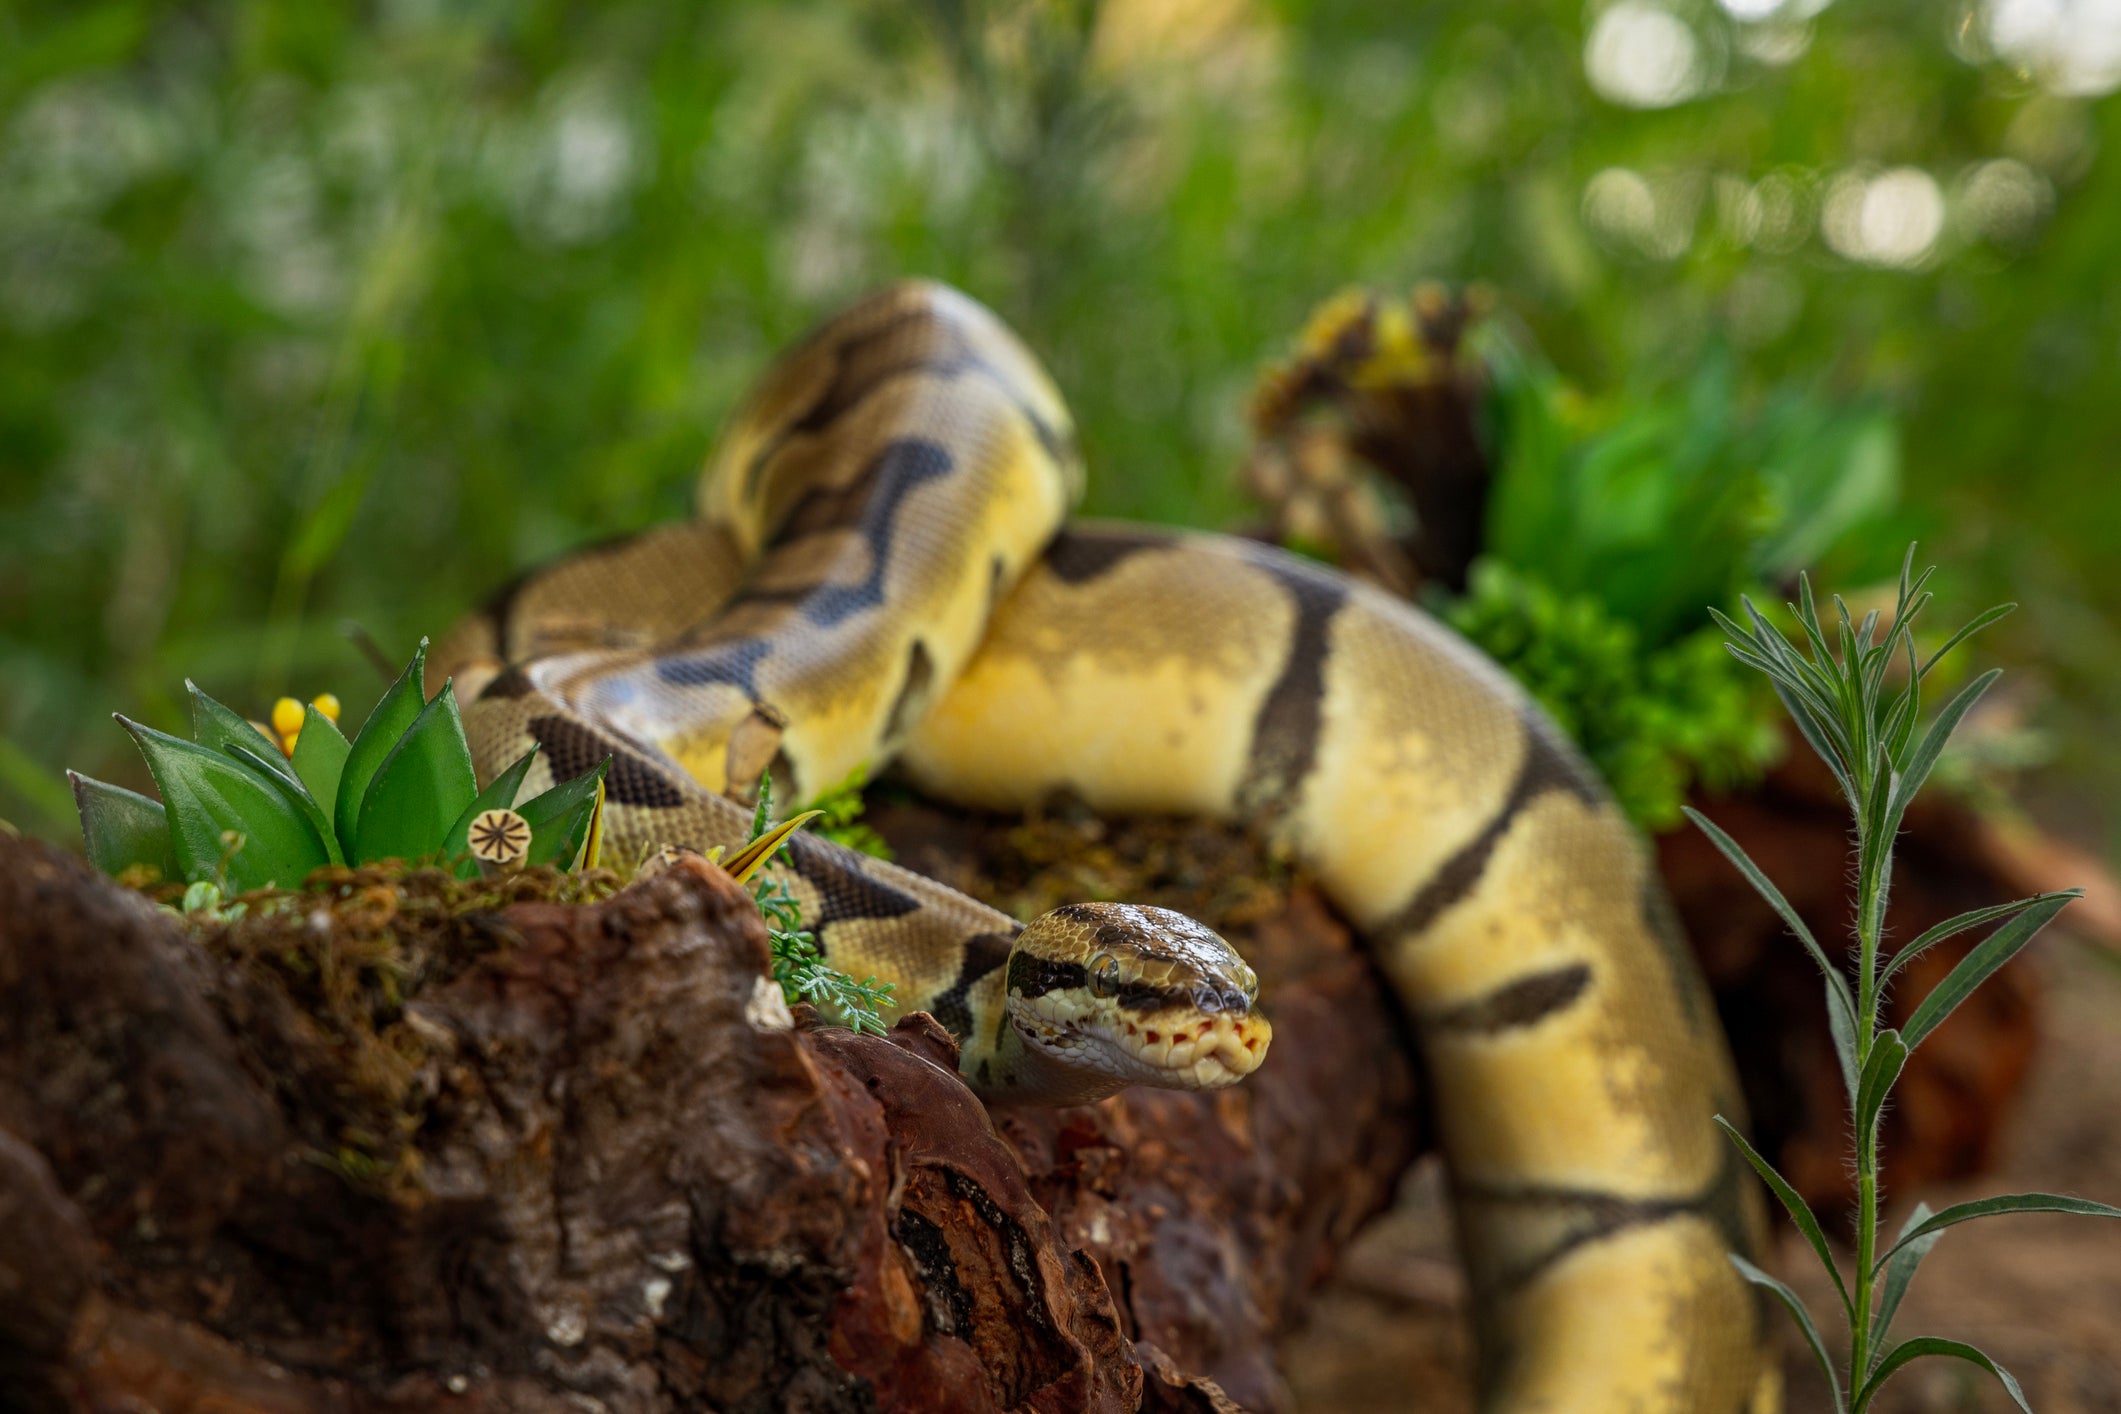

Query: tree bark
left=0, top=827, right=1421, bottom=1413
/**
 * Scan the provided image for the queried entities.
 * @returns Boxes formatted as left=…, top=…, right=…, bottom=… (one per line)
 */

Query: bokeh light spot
left=1821, top=166, right=1945, bottom=266
left=1585, top=3, right=1705, bottom=108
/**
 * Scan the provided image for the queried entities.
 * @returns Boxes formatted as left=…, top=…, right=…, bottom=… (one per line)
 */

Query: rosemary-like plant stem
left=1691, top=548, right=2119, bottom=1414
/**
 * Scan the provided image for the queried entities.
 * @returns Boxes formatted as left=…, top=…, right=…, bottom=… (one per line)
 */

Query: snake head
left=1006, top=902, right=1272, bottom=1095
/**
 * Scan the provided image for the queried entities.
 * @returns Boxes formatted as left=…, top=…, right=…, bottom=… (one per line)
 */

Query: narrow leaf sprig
left=744, top=772, right=896, bottom=1034
left=1687, top=547, right=2118, bottom=1412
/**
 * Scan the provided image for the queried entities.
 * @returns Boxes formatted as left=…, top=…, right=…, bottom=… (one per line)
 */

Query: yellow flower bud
left=311, top=692, right=341, bottom=723
left=271, top=697, right=305, bottom=738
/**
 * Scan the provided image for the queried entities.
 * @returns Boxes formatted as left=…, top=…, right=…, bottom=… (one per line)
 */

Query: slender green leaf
left=1917, top=604, right=2014, bottom=680
left=1881, top=636, right=1921, bottom=765
left=1715, top=1116, right=1852, bottom=1323
left=516, top=756, right=611, bottom=867
left=350, top=681, right=479, bottom=865
left=1874, top=1192, right=2121, bottom=1274
left=1870, top=1201, right=1938, bottom=1368
left=116, top=717, right=331, bottom=892
left=1792, top=579, right=1848, bottom=697
left=442, top=744, right=542, bottom=878
left=1882, top=891, right=2081, bottom=986
left=1856, top=1029, right=1908, bottom=1154
left=69, top=772, right=178, bottom=880
left=1825, top=973, right=1860, bottom=1107
left=1856, top=1338, right=2028, bottom=1414
left=1883, top=669, right=2001, bottom=836
left=289, top=706, right=351, bottom=819
left=1772, top=677, right=1857, bottom=805
left=1731, top=1254, right=1844, bottom=1414
left=1684, top=807, right=1856, bottom=1025
left=1900, top=892, right=2075, bottom=1051
left=334, top=640, right=429, bottom=851
left=227, top=743, right=345, bottom=866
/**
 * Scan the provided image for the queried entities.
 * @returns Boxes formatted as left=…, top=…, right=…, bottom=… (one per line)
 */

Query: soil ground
left=1278, top=935, right=2121, bottom=1413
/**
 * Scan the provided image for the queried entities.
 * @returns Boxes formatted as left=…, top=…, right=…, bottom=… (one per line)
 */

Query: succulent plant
left=69, top=641, right=608, bottom=894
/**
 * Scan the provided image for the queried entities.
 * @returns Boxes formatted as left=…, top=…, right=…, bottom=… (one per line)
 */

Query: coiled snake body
left=436, top=282, right=1772, bottom=1411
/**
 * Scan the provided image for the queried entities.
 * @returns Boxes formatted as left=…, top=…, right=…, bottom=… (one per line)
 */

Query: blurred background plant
left=2, top=0, right=2118, bottom=863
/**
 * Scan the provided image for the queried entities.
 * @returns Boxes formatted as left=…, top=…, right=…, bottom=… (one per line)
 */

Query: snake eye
left=1089, top=952, right=1122, bottom=998
left=1238, top=965, right=1259, bottom=1002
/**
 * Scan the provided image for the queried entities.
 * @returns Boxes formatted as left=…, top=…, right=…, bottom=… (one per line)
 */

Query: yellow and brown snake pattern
left=433, top=281, right=1774, bottom=1412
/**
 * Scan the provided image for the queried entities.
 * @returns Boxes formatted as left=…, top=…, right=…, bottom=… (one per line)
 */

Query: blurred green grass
left=3, top=0, right=2118, bottom=856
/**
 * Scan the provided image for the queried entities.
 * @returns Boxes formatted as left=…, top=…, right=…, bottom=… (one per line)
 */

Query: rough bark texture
left=0, top=820, right=1419, bottom=1414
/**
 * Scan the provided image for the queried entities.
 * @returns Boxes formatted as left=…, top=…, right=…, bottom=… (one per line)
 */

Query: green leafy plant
left=803, top=764, right=894, bottom=860
left=1686, top=549, right=2119, bottom=1412
left=1444, top=561, right=1779, bottom=829
left=69, top=641, right=609, bottom=895
left=742, top=773, right=896, bottom=1033
left=1445, top=349, right=1912, bottom=829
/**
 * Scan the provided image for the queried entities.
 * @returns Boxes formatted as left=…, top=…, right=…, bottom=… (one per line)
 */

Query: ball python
left=433, top=281, right=1773, bottom=1412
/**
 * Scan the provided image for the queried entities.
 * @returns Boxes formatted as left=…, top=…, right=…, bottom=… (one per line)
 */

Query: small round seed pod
left=468, top=807, right=532, bottom=876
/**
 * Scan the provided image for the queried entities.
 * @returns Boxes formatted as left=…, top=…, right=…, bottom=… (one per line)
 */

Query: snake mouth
left=1118, top=1009, right=1273, bottom=1089
left=1013, top=1002, right=1273, bottom=1093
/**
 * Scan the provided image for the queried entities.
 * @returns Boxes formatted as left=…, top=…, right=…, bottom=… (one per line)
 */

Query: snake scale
left=434, top=282, right=1773, bottom=1411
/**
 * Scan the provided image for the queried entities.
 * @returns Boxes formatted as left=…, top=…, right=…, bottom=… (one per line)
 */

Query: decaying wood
left=0, top=816, right=1421, bottom=1413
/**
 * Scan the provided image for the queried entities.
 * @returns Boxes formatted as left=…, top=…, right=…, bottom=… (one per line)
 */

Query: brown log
left=0, top=814, right=1422, bottom=1413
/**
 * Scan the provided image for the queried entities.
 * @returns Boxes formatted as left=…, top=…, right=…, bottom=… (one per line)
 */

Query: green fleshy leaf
left=335, top=640, right=429, bottom=852
left=1731, top=1253, right=1844, bottom=1414
left=1870, top=1201, right=1938, bottom=1367
left=289, top=705, right=351, bottom=818
left=350, top=681, right=478, bottom=865
left=1901, top=891, right=2076, bottom=1051
left=1873, top=1192, right=2121, bottom=1274
left=117, top=716, right=331, bottom=892
left=1714, top=1116, right=1852, bottom=1325
left=1856, top=1337, right=2028, bottom=1414
left=226, top=742, right=345, bottom=867
left=442, top=744, right=542, bottom=879
left=69, top=771, right=178, bottom=881
left=187, top=679, right=283, bottom=761
left=516, top=755, right=611, bottom=868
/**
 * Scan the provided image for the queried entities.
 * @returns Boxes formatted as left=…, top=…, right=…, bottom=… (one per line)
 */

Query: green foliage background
left=3, top=0, right=2118, bottom=856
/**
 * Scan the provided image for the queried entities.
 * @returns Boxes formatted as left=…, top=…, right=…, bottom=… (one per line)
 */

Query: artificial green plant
left=70, top=641, right=608, bottom=895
